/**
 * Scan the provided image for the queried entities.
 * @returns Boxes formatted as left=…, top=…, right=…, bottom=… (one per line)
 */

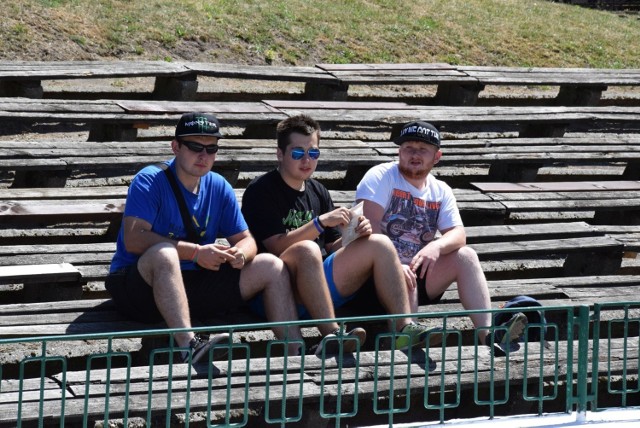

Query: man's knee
left=141, top=242, right=178, bottom=264
left=354, top=233, right=398, bottom=260
left=250, top=253, right=289, bottom=279
left=138, top=242, right=179, bottom=281
left=286, top=240, right=323, bottom=261
left=457, top=246, right=481, bottom=265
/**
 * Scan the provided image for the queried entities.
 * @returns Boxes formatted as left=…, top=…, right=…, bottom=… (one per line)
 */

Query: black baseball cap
left=175, top=112, right=223, bottom=139
left=393, top=121, right=440, bottom=148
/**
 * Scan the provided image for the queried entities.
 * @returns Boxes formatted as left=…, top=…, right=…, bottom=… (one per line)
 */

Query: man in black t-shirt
left=242, top=115, right=433, bottom=353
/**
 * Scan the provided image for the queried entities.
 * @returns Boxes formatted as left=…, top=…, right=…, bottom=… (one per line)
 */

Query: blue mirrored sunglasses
left=180, top=139, right=219, bottom=154
left=290, top=147, right=320, bottom=160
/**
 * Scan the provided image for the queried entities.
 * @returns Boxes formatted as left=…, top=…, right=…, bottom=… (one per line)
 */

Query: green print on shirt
left=282, top=209, right=313, bottom=229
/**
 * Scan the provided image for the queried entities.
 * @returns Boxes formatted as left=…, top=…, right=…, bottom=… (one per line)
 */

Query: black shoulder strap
left=156, top=163, right=200, bottom=243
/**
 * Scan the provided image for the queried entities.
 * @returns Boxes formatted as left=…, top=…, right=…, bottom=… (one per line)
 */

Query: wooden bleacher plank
left=1, top=99, right=640, bottom=141
left=470, top=181, right=640, bottom=224
left=186, top=62, right=337, bottom=83
left=0, top=199, right=125, bottom=220
left=0, top=60, right=196, bottom=100
left=465, top=221, right=598, bottom=243
left=115, top=99, right=281, bottom=114
left=0, top=99, right=288, bottom=141
left=262, top=101, right=640, bottom=138
left=458, top=66, right=640, bottom=107
left=472, top=180, right=640, bottom=193
left=378, top=147, right=640, bottom=182
left=458, top=66, right=640, bottom=86
left=0, top=263, right=80, bottom=285
left=317, top=63, right=455, bottom=71
left=470, top=235, right=622, bottom=258
left=0, top=60, right=189, bottom=80
left=319, top=64, right=640, bottom=106
left=0, top=186, right=129, bottom=200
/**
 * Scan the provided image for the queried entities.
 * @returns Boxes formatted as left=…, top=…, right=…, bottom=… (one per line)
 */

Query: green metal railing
left=1, top=302, right=638, bottom=427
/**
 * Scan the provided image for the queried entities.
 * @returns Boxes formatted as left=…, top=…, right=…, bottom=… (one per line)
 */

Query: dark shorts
left=416, top=275, right=445, bottom=306
left=338, top=275, right=444, bottom=316
left=105, top=264, right=245, bottom=324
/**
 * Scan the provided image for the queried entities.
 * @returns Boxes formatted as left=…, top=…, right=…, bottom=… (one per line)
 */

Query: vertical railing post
left=590, top=304, right=602, bottom=411
left=575, top=305, right=590, bottom=423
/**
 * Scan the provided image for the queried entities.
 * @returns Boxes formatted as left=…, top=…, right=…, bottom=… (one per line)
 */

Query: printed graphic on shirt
left=192, top=213, right=210, bottom=239
left=283, top=208, right=313, bottom=232
left=381, top=189, right=440, bottom=263
left=166, top=214, right=209, bottom=241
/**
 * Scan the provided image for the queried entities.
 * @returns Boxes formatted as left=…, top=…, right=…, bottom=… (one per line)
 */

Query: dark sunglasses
left=179, top=139, right=219, bottom=154
left=290, top=147, right=320, bottom=160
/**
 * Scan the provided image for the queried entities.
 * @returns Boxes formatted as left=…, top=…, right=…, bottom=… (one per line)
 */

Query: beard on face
left=399, top=163, right=429, bottom=180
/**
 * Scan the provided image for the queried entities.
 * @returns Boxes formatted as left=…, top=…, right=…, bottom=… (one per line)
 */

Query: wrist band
left=317, top=216, right=326, bottom=229
left=190, top=245, right=199, bottom=263
left=313, top=216, right=324, bottom=233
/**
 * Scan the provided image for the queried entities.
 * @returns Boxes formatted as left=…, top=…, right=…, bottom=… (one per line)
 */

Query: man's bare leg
left=280, top=241, right=341, bottom=336
left=331, top=234, right=414, bottom=332
left=240, top=253, right=304, bottom=354
left=423, top=246, right=492, bottom=342
left=137, top=242, right=193, bottom=347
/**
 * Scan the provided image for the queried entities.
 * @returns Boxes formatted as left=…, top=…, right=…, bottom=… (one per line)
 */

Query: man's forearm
left=233, top=236, right=258, bottom=261
left=125, top=227, right=198, bottom=261
left=436, top=227, right=467, bottom=254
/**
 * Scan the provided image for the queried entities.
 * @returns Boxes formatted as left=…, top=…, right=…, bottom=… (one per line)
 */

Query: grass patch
left=0, top=0, right=638, bottom=67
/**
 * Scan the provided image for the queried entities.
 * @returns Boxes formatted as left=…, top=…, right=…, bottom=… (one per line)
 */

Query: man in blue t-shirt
left=106, top=112, right=303, bottom=364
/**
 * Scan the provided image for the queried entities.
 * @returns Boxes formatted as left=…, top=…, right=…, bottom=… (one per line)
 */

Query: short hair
left=276, top=114, right=321, bottom=151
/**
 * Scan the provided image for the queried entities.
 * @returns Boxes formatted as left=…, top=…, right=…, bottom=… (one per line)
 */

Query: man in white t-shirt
left=356, top=121, right=527, bottom=356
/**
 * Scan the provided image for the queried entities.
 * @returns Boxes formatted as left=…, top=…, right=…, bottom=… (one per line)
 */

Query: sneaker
left=394, top=323, right=443, bottom=351
left=486, top=312, right=528, bottom=357
left=313, top=327, right=367, bottom=357
left=181, top=333, right=230, bottom=364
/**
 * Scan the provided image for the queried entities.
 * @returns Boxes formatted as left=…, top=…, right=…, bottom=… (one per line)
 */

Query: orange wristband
left=190, top=245, right=199, bottom=263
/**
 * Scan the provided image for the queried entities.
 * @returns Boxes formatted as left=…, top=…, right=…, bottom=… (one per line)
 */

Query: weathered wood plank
left=317, top=63, right=455, bottom=71
left=459, top=66, right=640, bottom=86
left=0, top=263, right=80, bottom=285
left=186, top=62, right=338, bottom=84
left=472, top=180, right=640, bottom=193
left=0, top=61, right=189, bottom=80
left=0, top=186, right=130, bottom=200
left=470, top=235, right=622, bottom=258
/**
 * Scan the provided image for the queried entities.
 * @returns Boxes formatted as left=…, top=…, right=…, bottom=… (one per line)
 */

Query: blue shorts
left=249, top=252, right=357, bottom=319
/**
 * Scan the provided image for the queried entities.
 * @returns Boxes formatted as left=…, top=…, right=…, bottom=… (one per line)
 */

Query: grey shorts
left=105, top=264, right=245, bottom=323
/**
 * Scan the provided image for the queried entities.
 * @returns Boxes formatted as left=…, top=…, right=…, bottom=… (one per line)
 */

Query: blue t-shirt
left=109, top=159, right=247, bottom=272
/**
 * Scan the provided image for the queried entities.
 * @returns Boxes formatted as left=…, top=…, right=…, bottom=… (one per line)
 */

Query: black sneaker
left=181, top=333, right=230, bottom=364
left=313, top=327, right=367, bottom=357
left=486, top=312, right=528, bottom=357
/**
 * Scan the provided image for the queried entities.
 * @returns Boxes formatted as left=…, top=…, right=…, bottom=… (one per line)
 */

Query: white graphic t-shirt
left=356, top=162, right=462, bottom=264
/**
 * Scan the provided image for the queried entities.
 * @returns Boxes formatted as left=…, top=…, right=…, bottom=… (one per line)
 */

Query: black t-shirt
left=241, top=169, right=341, bottom=255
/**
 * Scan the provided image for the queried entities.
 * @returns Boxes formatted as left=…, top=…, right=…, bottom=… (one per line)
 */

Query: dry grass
left=1, top=0, right=638, bottom=67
